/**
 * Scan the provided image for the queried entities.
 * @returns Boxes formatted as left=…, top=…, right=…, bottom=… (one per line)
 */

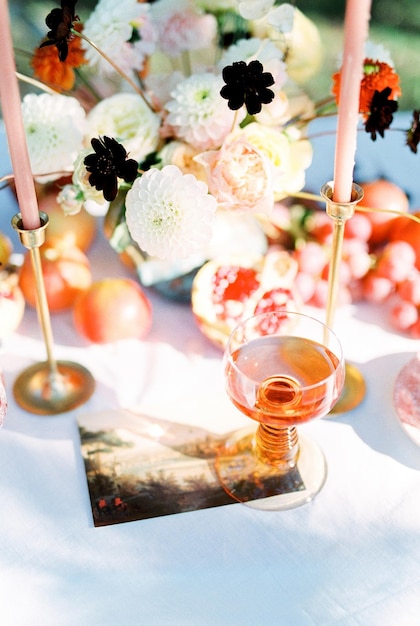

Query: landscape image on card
left=78, top=410, right=236, bottom=526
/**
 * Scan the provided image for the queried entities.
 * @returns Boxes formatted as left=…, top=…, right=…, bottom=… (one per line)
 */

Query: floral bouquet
left=18, top=0, right=418, bottom=297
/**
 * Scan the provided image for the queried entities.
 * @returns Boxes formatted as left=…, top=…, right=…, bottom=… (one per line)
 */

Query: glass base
left=215, top=427, right=327, bottom=510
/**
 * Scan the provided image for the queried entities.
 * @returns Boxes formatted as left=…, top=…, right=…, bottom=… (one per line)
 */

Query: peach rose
left=235, top=122, right=313, bottom=199
left=196, top=137, right=274, bottom=215
left=159, top=140, right=207, bottom=182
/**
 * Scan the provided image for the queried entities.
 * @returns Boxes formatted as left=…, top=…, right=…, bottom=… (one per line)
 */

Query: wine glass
left=216, top=310, right=345, bottom=510
left=0, top=368, right=7, bottom=427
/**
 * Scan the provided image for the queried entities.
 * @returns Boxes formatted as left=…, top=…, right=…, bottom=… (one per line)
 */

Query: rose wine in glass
left=216, top=311, right=345, bottom=510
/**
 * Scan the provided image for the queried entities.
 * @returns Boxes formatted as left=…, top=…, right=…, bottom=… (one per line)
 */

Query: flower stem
left=0, top=174, right=15, bottom=190
left=314, top=95, right=336, bottom=110
left=355, top=205, right=420, bottom=224
left=73, top=67, right=103, bottom=103
left=181, top=50, right=192, bottom=77
left=73, top=30, right=155, bottom=112
left=289, top=190, right=323, bottom=203
left=230, top=109, right=239, bottom=134
left=16, top=72, right=59, bottom=95
left=290, top=191, right=420, bottom=225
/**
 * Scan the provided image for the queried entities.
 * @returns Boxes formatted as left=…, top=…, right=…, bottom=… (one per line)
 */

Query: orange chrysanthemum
left=31, top=23, right=87, bottom=92
left=331, top=59, right=401, bottom=116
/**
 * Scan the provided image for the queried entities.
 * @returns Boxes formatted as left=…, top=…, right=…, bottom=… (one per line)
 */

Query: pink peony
left=151, top=0, right=217, bottom=57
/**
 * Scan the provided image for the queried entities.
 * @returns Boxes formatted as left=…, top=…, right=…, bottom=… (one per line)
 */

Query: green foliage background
left=297, top=0, right=420, bottom=110
left=8, top=0, right=420, bottom=110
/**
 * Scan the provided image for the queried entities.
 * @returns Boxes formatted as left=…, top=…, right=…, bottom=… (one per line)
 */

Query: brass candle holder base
left=321, top=182, right=366, bottom=414
left=13, top=360, right=95, bottom=416
left=12, top=212, right=95, bottom=415
left=329, top=362, right=366, bottom=414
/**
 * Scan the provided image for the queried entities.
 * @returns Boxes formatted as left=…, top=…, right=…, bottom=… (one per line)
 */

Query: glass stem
left=254, top=424, right=299, bottom=468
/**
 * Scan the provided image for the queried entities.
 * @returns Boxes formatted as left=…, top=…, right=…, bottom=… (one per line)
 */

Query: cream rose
left=196, top=137, right=275, bottom=215
left=255, top=82, right=315, bottom=127
left=284, top=9, right=323, bottom=83
left=159, top=141, right=207, bottom=181
left=282, top=127, right=313, bottom=195
left=237, top=122, right=312, bottom=199
left=253, top=90, right=290, bottom=126
left=252, top=7, right=323, bottom=84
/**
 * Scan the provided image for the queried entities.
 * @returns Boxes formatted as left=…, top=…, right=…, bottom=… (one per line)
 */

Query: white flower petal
left=267, top=4, right=296, bottom=33
left=165, top=73, right=240, bottom=151
left=83, top=0, right=156, bottom=75
left=86, top=93, right=160, bottom=162
left=126, top=165, right=217, bottom=261
left=22, top=94, right=86, bottom=182
left=237, top=0, right=276, bottom=20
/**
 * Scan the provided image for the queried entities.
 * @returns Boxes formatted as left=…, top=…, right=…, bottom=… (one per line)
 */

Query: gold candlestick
left=12, top=212, right=95, bottom=415
left=321, top=182, right=366, bottom=414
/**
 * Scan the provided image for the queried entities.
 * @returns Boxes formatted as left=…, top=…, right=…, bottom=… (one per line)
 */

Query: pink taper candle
left=0, top=0, right=41, bottom=229
left=333, top=0, right=371, bottom=203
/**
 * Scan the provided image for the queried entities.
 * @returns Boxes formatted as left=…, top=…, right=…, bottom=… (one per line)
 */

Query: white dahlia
left=22, top=93, right=86, bottom=182
left=125, top=165, right=217, bottom=261
left=83, top=0, right=156, bottom=76
left=165, top=73, right=240, bottom=151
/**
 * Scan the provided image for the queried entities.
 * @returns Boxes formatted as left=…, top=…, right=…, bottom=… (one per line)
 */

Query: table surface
left=1, top=116, right=420, bottom=626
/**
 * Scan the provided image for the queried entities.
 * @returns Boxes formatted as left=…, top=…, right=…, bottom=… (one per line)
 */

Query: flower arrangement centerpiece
left=15, top=0, right=420, bottom=317
left=18, top=0, right=320, bottom=291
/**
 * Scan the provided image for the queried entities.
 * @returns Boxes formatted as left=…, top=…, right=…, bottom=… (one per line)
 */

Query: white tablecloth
left=1, top=117, right=420, bottom=626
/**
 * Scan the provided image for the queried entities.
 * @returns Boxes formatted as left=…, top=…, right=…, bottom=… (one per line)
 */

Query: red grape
left=294, top=272, right=316, bottom=303
left=362, top=272, right=394, bottom=303
left=397, top=273, right=420, bottom=305
left=293, top=241, right=328, bottom=276
left=376, top=241, right=416, bottom=283
left=344, top=213, right=372, bottom=242
left=390, top=301, right=418, bottom=331
left=409, top=318, right=420, bottom=339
